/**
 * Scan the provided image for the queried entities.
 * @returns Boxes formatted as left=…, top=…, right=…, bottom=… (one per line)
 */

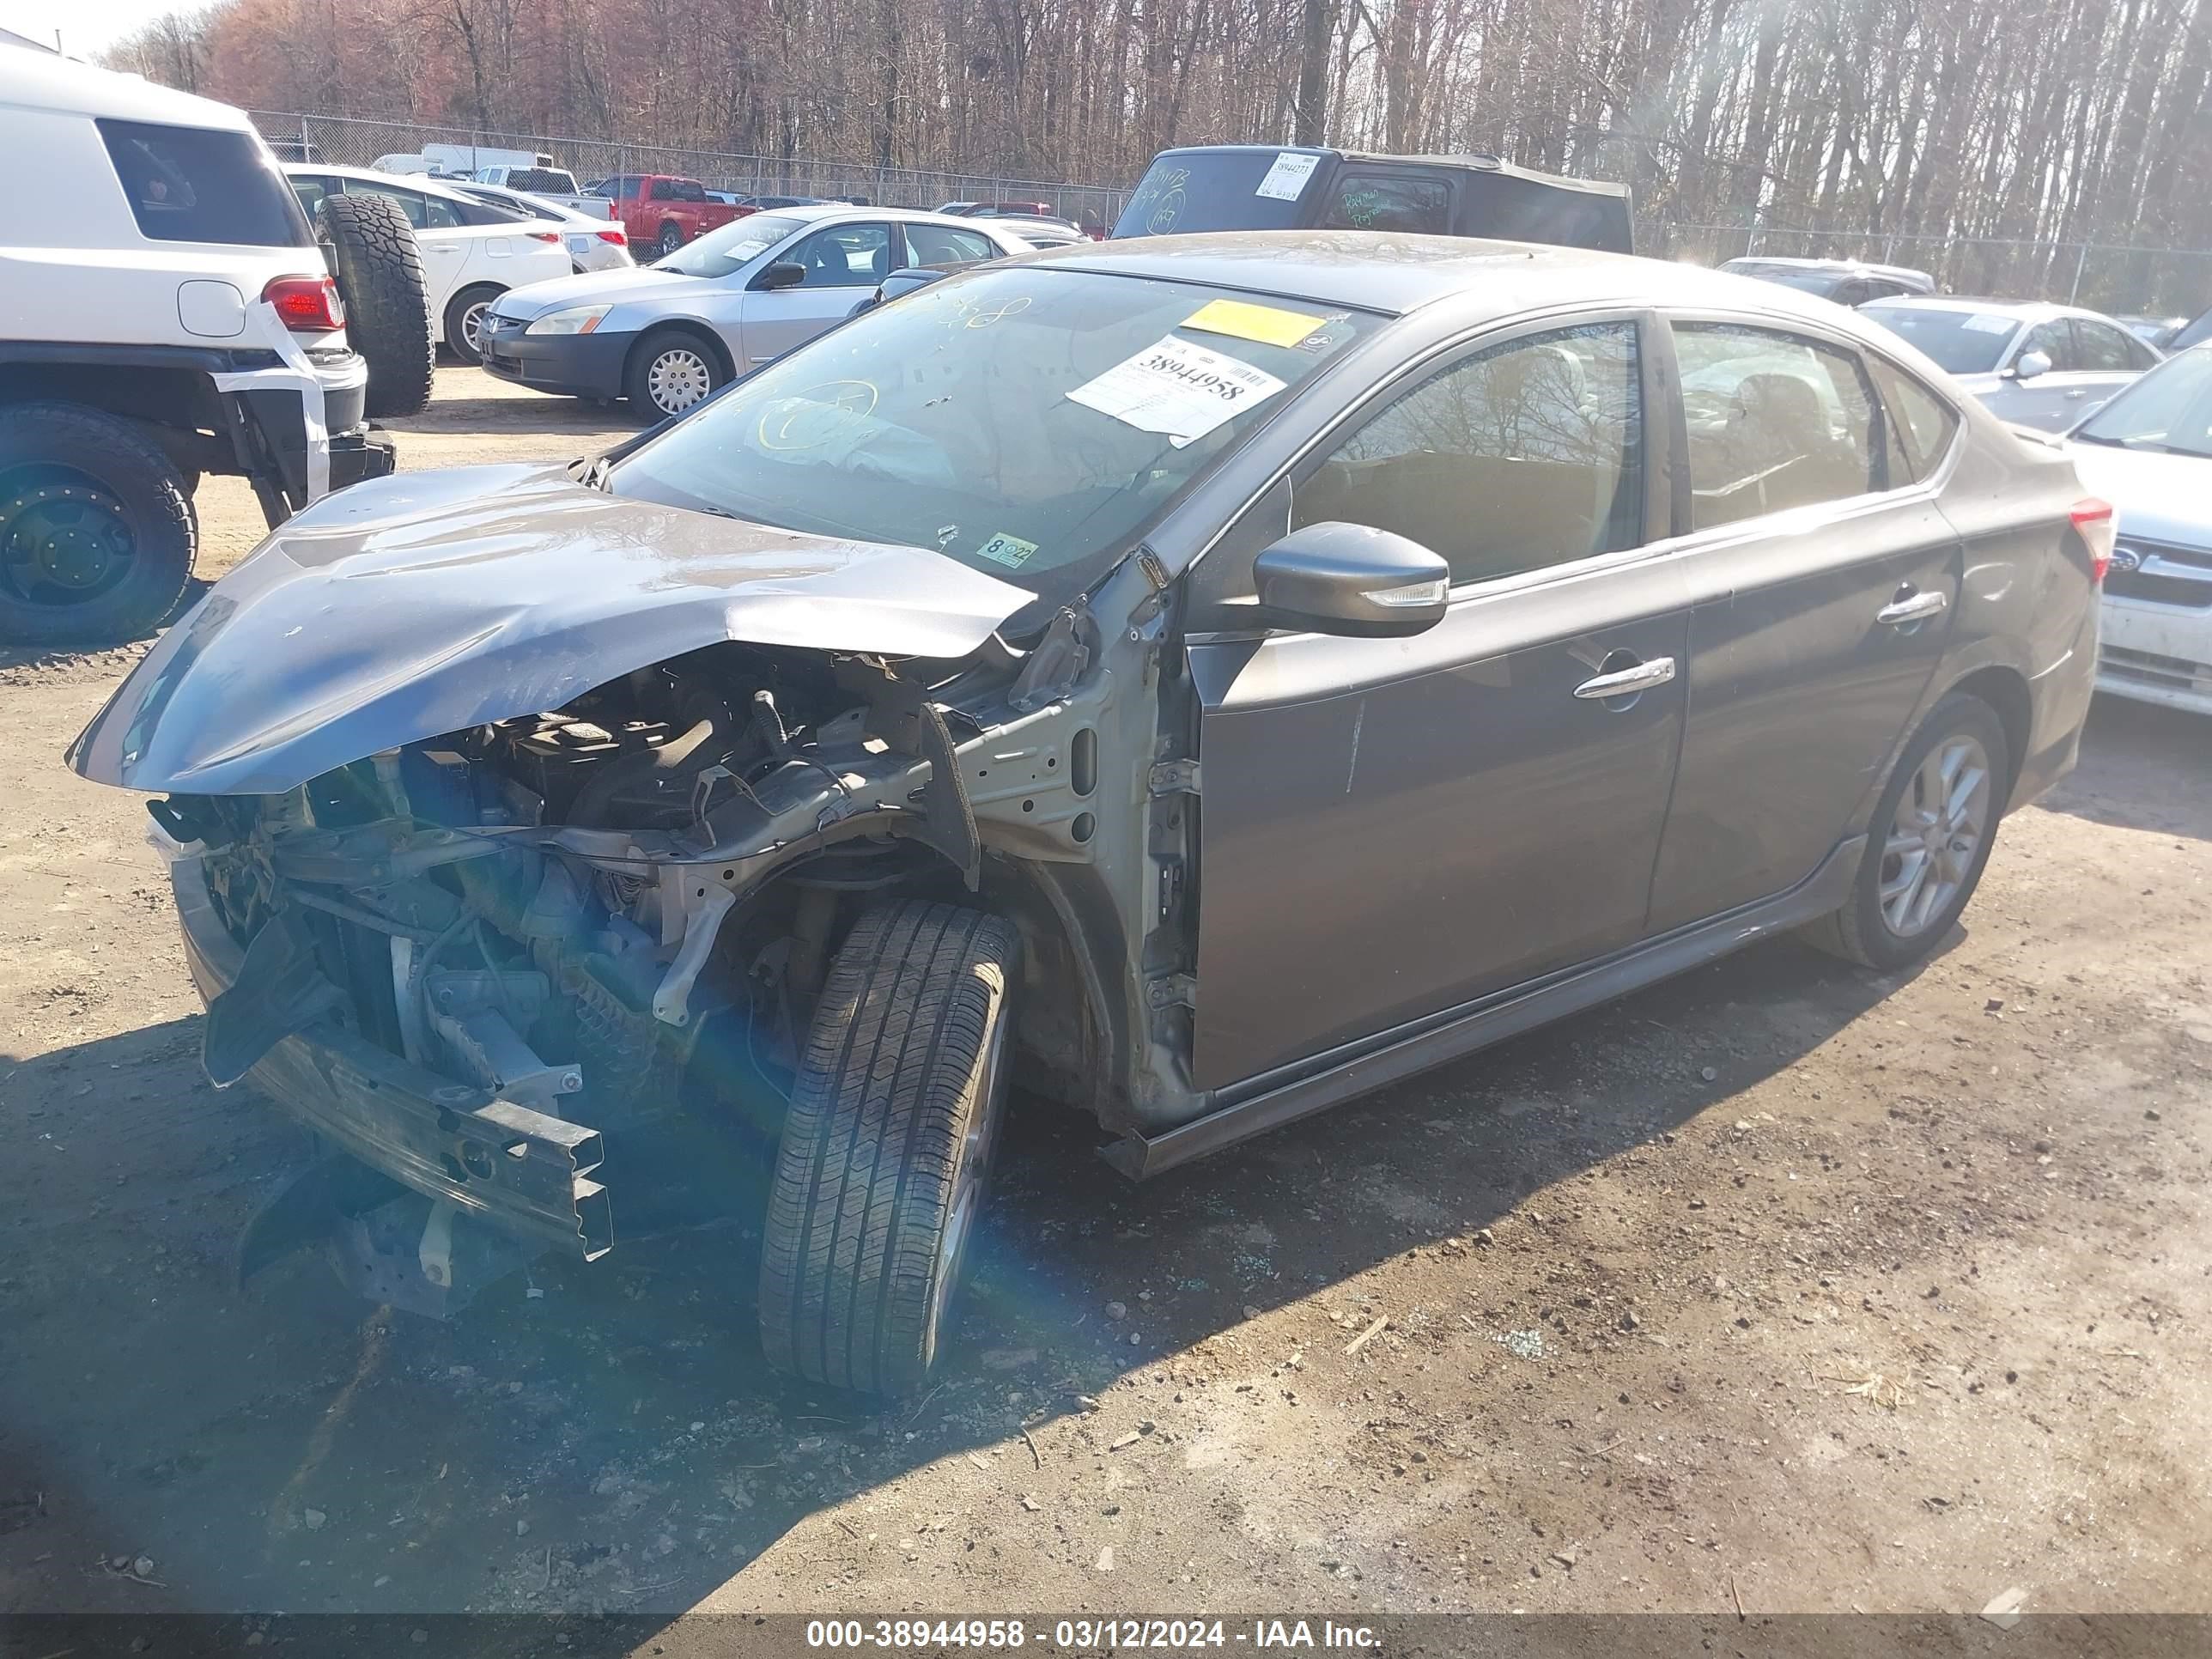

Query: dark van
left=1111, top=145, right=1634, bottom=253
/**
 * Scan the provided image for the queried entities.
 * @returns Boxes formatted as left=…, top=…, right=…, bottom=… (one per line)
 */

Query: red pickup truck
left=583, top=175, right=744, bottom=258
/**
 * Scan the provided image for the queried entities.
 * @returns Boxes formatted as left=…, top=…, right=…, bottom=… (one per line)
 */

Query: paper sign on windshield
left=1255, top=152, right=1321, bottom=202
left=1066, top=335, right=1288, bottom=447
left=1961, top=313, right=2015, bottom=334
left=1182, top=298, right=1323, bottom=348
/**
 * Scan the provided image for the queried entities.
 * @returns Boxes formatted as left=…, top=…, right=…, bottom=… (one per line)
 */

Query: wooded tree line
left=107, top=0, right=2212, bottom=299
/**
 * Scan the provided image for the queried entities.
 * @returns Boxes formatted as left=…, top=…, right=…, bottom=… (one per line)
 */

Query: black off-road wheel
left=1802, top=693, right=2010, bottom=971
left=320, top=192, right=434, bottom=417
left=0, top=401, right=194, bottom=645
left=758, top=901, right=1019, bottom=1397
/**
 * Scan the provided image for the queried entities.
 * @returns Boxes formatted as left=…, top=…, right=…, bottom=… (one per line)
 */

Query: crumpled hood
left=2063, top=442, right=2212, bottom=547
left=69, top=464, right=1031, bottom=796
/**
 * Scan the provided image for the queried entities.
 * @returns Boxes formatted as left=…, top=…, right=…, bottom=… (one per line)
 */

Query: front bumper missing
left=174, top=856, right=612, bottom=1260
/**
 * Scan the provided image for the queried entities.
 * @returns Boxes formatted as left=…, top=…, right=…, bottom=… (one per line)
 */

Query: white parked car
left=451, top=182, right=633, bottom=274
left=477, top=204, right=1032, bottom=417
left=2064, top=343, right=2212, bottom=713
left=284, top=163, right=572, bottom=362
left=0, top=46, right=392, bottom=642
left=1860, top=297, right=2162, bottom=433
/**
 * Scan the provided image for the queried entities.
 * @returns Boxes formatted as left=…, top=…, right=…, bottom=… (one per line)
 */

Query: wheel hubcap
left=1878, top=734, right=1990, bottom=939
left=647, top=349, right=711, bottom=414
left=0, top=471, right=135, bottom=607
left=462, top=301, right=489, bottom=354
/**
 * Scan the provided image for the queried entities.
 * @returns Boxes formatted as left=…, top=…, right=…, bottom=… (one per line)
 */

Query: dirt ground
left=2, top=368, right=2209, bottom=1628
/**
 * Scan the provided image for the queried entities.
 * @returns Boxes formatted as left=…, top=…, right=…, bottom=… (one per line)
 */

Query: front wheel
left=624, top=331, right=722, bottom=420
left=1803, top=693, right=2009, bottom=969
left=757, top=901, right=1019, bottom=1396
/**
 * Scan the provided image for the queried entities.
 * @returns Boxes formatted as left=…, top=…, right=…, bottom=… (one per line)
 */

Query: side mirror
left=2009, top=349, right=2053, bottom=382
left=755, top=260, right=806, bottom=292
left=1250, top=522, right=1449, bottom=638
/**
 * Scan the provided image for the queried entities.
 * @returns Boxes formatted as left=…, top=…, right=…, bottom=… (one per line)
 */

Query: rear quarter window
left=98, top=119, right=313, bottom=247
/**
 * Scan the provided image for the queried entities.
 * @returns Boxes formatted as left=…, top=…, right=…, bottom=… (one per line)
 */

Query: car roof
left=0, top=43, right=260, bottom=131
left=765, top=203, right=1024, bottom=233
left=286, top=161, right=557, bottom=212
left=1014, top=230, right=1881, bottom=322
left=1723, top=255, right=1934, bottom=283
left=1150, top=143, right=1631, bottom=204
left=1862, top=295, right=2119, bottom=324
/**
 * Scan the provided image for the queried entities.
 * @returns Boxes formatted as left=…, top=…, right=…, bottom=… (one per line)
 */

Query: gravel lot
left=2, top=368, right=2208, bottom=1625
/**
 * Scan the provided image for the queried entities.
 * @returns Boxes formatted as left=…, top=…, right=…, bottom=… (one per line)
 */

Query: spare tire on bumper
left=320, top=193, right=434, bottom=418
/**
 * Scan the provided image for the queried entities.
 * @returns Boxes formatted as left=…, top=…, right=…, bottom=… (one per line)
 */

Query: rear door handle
left=1573, top=656, right=1676, bottom=700
left=1876, top=590, right=1948, bottom=626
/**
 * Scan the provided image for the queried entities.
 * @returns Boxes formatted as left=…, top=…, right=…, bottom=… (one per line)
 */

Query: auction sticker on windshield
left=1182, top=297, right=1323, bottom=349
left=1962, top=313, right=2016, bottom=333
left=1067, top=334, right=1288, bottom=446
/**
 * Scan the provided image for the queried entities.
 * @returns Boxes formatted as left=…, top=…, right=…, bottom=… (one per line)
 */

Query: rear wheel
left=655, top=221, right=684, bottom=258
left=442, top=283, right=503, bottom=365
left=624, top=330, right=722, bottom=421
left=1803, top=694, right=2008, bottom=969
left=757, top=901, right=1018, bottom=1396
left=0, top=402, right=194, bottom=645
left=320, top=193, right=434, bottom=417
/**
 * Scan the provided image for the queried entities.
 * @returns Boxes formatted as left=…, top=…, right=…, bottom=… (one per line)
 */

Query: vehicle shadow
left=2039, top=694, right=2212, bottom=841
left=0, top=932, right=1927, bottom=1627
left=393, top=392, right=644, bottom=440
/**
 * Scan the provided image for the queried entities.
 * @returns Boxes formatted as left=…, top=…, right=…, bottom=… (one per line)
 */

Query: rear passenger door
left=1644, top=319, right=1962, bottom=932
left=1188, top=314, right=1693, bottom=1089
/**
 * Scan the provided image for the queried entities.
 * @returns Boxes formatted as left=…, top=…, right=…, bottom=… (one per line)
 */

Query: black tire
left=319, top=193, right=434, bottom=417
left=0, top=401, right=194, bottom=645
left=441, top=283, right=503, bottom=365
left=758, top=901, right=1019, bottom=1396
left=623, top=329, right=724, bottom=421
left=1802, top=693, right=2010, bottom=970
left=655, top=221, right=684, bottom=258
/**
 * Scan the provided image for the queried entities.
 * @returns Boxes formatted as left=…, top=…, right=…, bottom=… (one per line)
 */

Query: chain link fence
left=1649, top=222, right=2212, bottom=321
left=249, top=111, right=1133, bottom=231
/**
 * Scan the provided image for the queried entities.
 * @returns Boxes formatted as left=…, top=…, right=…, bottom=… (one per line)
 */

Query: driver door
left=1186, top=314, right=1692, bottom=1091
left=735, top=221, right=897, bottom=368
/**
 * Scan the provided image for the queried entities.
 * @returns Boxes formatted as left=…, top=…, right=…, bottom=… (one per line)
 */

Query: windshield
left=653, top=213, right=807, bottom=277
left=2074, top=346, right=2212, bottom=457
left=1113, top=150, right=1321, bottom=237
left=608, top=265, right=1380, bottom=610
left=1860, top=304, right=2019, bottom=373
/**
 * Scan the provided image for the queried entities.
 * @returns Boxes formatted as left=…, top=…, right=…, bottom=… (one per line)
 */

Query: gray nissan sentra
left=70, top=234, right=2106, bottom=1395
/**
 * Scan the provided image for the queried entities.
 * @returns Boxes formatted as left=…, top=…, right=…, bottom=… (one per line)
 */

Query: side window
left=677, top=180, right=710, bottom=203
left=2073, top=319, right=2137, bottom=372
left=289, top=176, right=330, bottom=223
left=418, top=192, right=463, bottom=229
left=1292, top=321, right=1644, bottom=586
left=1869, top=359, right=1960, bottom=483
left=783, top=222, right=894, bottom=287
left=1673, top=322, right=1881, bottom=528
left=1318, top=172, right=1451, bottom=234
left=346, top=179, right=431, bottom=230
left=649, top=179, right=677, bottom=201
left=95, top=118, right=313, bottom=247
left=2020, top=319, right=2076, bottom=370
left=1832, top=279, right=1871, bottom=307
left=904, top=223, right=997, bottom=269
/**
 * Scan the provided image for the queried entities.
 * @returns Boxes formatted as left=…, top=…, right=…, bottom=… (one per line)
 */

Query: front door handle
left=1573, top=656, right=1676, bottom=700
left=1876, top=589, right=1948, bottom=626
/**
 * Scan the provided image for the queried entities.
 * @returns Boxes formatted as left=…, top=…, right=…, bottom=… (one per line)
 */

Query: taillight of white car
left=263, top=273, right=345, bottom=332
left=2072, top=497, right=2117, bottom=583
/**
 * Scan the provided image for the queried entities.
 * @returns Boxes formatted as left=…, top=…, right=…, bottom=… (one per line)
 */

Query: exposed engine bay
left=160, top=628, right=1117, bottom=1271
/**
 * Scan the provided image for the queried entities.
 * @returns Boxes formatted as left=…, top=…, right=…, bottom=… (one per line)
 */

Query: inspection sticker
left=1066, top=334, right=1287, bottom=446
left=1255, top=150, right=1322, bottom=201
left=1961, top=313, right=2016, bottom=333
left=1182, top=297, right=1323, bottom=348
left=975, top=532, right=1040, bottom=569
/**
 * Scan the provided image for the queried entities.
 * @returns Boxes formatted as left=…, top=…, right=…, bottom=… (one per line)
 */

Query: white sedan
left=450, top=181, right=635, bottom=275
left=284, top=164, right=573, bottom=363
left=2065, top=344, right=2212, bottom=713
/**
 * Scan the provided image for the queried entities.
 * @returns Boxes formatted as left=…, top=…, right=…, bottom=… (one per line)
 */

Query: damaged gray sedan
left=70, top=234, right=2105, bottom=1395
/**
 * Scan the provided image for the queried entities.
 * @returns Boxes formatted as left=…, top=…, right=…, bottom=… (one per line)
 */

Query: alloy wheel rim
left=1878, top=734, right=1990, bottom=939
left=0, top=470, right=135, bottom=608
left=648, top=349, right=711, bottom=414
left=461, top=301, right=489, bottom=355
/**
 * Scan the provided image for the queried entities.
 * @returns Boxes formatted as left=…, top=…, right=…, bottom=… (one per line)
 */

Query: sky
left=9, top=0, right=193, bottom=58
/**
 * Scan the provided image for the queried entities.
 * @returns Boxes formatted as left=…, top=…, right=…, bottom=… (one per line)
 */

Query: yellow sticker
left=1180, top=299, right=1323, bottom=349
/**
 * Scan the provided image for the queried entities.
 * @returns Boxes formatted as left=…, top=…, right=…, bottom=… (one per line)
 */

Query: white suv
left=0, top=44, right=394, bottom=643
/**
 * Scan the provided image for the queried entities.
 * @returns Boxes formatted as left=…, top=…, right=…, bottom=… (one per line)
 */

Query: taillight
left=2072, top=497, right=2118, bottom=583
left=526, top=230, right=562, bottom=244
left=596, top=228, right=628, bottom=246
left=263, top=274, right=343, bottom=332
